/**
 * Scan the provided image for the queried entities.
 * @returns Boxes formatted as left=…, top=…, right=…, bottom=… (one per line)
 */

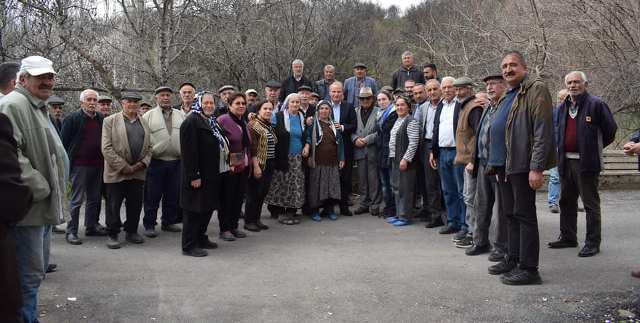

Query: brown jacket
left=454, top=96, right=484, bottom=165
left=101, top=112, right=152, bottom=183
left=504, top=75, right=555, bottom=175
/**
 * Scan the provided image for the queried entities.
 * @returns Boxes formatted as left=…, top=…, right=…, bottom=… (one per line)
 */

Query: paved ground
left=38, top=190, right=640, bottom=323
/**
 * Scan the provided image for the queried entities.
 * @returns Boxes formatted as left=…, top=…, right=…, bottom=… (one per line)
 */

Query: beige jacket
left=101, top=112, right=152, bottom=183
left=141, top=106, right=185, bottom=160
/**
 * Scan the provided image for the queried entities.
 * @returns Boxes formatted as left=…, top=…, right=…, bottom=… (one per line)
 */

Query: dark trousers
left=182, top=209, right=214, bottom=251
left=339, top=159, right=354, bottom=211
left=245, top=160, right=275, bottom=225
left=559, top=159, right=601, bottom=246
left=219, top=171, right=247, bottom=232
left=379, top=166, right=396, bottom=217
left=143, top=159, right=180, bottom=229
left=106, top=180, right=144, bottom=236
left=498, top=171, right=539, bottom=270
left=420, top=141, right=444, bottom=223
left=68, top=165, right=103, bottom=234
left=474, top=163, right=504, bottom=249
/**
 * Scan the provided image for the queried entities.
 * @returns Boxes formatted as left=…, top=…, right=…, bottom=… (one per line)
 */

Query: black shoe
left=143, top=228, right=158, bottom=238
left=549, top=205, right=559, bottom=213
left=244, top=223, right=261, bottom=232
left=439, top=225, right=458, bottom=234
left=578, top=245, right=600, bottom=257
left=425, top=219, right=444, bottom=228
left=125, top=233, right=144, bottom=244
left=256, top=221, right=269, bottom=230
left=46, top=264, right=58, bottom=273
left=230, top=229, right=247, bottom=238
left=65, top=233, right=82, bottom=245
left=488, top=250, right=505, bottom=262
left=488, top=260, right=517, bottom=275
left=452, top=230, right=468, bottom=242
left=161, top=224, right=182, bottom=232
left=341, top=208, right=353, bottom=216
left=353, top=207, right=368, bottom=215
left=85, top=226, right=108, bottom=237
left=455, top=236, right=473, bottom=249
left=466, top=244, right=491, bottom=256
left=182, top=248, right=207, bottom=257
left=107, top=236, right=121, bottom=249
left=500, top=268, right=542, bottom=285
left=199, top=239, right=218, bottom=250
left=548, top=239, right=578, bottom=249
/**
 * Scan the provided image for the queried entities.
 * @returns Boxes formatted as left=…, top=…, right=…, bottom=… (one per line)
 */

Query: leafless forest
left=1, top=0, right=638, bottom=139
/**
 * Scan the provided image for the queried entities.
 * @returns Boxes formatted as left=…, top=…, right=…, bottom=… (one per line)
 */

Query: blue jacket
left=343, top=76, right=378, bottom=107
left=556, top=92, right=617, bottom=176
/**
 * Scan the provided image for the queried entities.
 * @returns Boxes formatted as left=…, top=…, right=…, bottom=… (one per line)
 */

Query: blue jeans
left=379, top=166, right=395, bottom=217
left=10, top=225, right=46, bottom=323
left=548, top=167, right=560, bottom=206
left=438, top=149, right=467, bottom=230
left=144, top=159, right=181, bottom=229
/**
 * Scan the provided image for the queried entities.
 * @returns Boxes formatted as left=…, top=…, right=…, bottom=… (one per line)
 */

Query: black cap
left=179, top=82, right=196, bottom=90
left=482, top=74, right=504, bottom=82
left=154, top=86, right=173, bottom=94
left=310, top=92, right=320, bottom=98
left=297, top=85, right=313, bottom=92
left=47, top=95, right=65, bottom=106
left=265, top=80, right=281, bottom=89
left=140, top=101, right=152, bottom=107
left=121, top=92, right=143, bottom=101
left=353, top=62, right=367, bottom=69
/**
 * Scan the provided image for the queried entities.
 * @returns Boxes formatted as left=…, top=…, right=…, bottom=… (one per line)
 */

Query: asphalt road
left=38, top=190, right=640, bottom=323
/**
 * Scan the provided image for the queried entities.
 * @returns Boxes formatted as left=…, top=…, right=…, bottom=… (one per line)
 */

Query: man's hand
left=333, top=122, right=343, bottom=131
left=465, top=163, right=474, bottom=173
left=247, top=112, right=257, bottom=121
left=623, top=141, right=640, bottom=156
left=528, top=170, right=544, bottom=190
left=399, top=159, right=408, bottom=171
left=355, top=138, right=366, bottom=148
left=429, top=153, right=437, bottom=170
left=121, top=165, right=135, bottom=175
left=190, top=178, right=201, bottom=189
left=302, top=144, right=310, bottom=158
left=306, top=116, right=313, bottom=126
left=339, top=160, right=345, bottom=169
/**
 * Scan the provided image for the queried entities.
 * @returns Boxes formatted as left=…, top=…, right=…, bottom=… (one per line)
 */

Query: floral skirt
left=307, top=164, right=341, bottom=209
left=265, top=155, right=305, bottom=209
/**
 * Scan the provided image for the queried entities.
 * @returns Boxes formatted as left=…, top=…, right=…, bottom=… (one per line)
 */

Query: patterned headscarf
left=192, top=91, right=228, bottom=150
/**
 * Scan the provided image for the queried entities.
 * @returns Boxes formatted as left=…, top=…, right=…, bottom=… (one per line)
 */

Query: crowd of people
left=1, top=50, right=639, bottom=323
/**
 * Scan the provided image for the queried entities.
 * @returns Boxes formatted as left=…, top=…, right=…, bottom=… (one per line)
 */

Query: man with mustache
left=61, top=88, right=108, bottom=245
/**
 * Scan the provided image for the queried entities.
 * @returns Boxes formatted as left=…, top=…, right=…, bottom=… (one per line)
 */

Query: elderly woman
left=179, top=92, right=226, bottom=257
left=386, top=96, right=420, bottom=226
left=217, top=93, right=251, bottom=241
left=303, top=100, right=345, bottom=221
left=375, top=91, right=398, bottom=219
left=265, top=93, right=306, bottom=225
left=244, top=100, right=277, bottom=232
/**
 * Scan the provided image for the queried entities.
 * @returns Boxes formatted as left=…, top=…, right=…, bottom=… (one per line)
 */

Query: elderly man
left=47, top=95, right=65, bottom=136
left=467, top=74, right=508, bottom=259
left=309, top=92, right=320, bottom=106
left=245, top=89, right=259, bottom=107
left=391, top=51, right=425, bottom=90
left=547, top=89, right=569, bottom=213
left=453, top=76, right=474, bottom=102
left=315, top=64, right=336, bottom=101
left=98, top=95, right=113, bottom=116
left=486, top=51, right=555, bottom=285
left=344, top=63, right=379, bottom=107
left=548, top=71, right=617, bottom=257
left=414, top=80, right=445, bottom=228
left=61, top=88, right=107, bottom=244
left=430, top=77, right=466, bottom=238
left=141, top=86, right=185, bottom=237
left=280, top=59, right=314, bottom=102
left=264, top=80, right=282, bottom=111
left=102, top=92, right=152, bottom=249
left=423, top=63, right=440, bottom=82
left=297, top=85, right=316, bottom=118
left=0, top=56, right=67, bottom=323
left=139, top=101, right=152, bottom=116
left=329, top=81, right=357, bottom=216
left=352, top=87, right=382, bottom=216
left=216, top=85, right=236, bottom=116
left=176, top=82, right=196, bottom=114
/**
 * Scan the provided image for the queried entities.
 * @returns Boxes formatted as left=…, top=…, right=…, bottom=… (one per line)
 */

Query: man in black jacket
left=280, top=59, right=314, bottom=103
left=391, top=51, right=425, bottom=90
left=328, top=81, right=357, bottom=216
left=61, top=89, right=108, bottom=244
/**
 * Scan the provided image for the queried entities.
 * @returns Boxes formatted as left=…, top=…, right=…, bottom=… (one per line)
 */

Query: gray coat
left=352, top=106, right=379, bottom=161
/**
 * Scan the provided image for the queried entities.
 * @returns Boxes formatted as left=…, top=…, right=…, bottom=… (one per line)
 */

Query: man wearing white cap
left=0, top=56, right=68, bottom=323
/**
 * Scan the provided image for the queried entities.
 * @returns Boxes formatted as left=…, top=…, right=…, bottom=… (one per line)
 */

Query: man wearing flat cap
left=139, top=101, right=152, bottom=116
left=102, top=92, right=152, bottom=249
left=216, top=85, right=236, bottom=117
left=0, top=55, right=67, bottom=323
left=245, top=89, right=258, bottom=106
left=297, top=85, right=316, bottom=119
left=264, top=80, right=282, bottom=112
left=141, top=86, right=185, bottom=237
left=47, top=95, right=65, bottom=136
left=98, top=95, right=113, bottom=116
left=344, top=63, right=379, bottom=107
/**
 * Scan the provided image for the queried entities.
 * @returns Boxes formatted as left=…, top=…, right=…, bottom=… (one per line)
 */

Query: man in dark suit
left=328, top=81, right=357, bottom=216
left=0, top=113, right=34, bottom=323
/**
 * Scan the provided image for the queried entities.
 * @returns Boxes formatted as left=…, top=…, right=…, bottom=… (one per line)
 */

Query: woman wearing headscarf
left=265, top=93, right=306, bottom=225
left=217, top=93, right=251, bottom=241
left=244, top=100, right=277, bottom=232
left=303, top=100, right=345, bottom=221
left=179, top=91, right=227, bottom=257
left=386, top=96, right=420, bottom=226
left=375, top=91, right=398, bottom=219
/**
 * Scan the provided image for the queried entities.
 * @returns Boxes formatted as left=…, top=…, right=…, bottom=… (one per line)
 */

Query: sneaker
left=438, top=225, right=458, bottom=234
left=327, top=212, right=338, bottom=221
left=452, top=230, right=468, bottom=242
left=488, top=260, right=517, bottom=275
left=455, top=236, right=473, bottom=248
left=549, top=205, right=559, bottom=213
left=500, top=268, right=542, bottom=285
left=106, top=236, right=121, bottom=249
left=230, top=229, right=247, bottom=238
left=311, top=213, right=322, bottom=222
left=219, top=231, right=236, bottom=241
left=391, top=218, right=411, bottom=226
left=125, top=232, right=144, bottom=244
left=386, top=216, right=399, bottom=223
left=143, top=228, right=158, bottom=238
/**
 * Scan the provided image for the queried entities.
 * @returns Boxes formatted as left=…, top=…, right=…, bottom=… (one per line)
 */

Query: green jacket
left=503, top=75, right=556, bottom=175
left=0, top=85, right=68, bottom=226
